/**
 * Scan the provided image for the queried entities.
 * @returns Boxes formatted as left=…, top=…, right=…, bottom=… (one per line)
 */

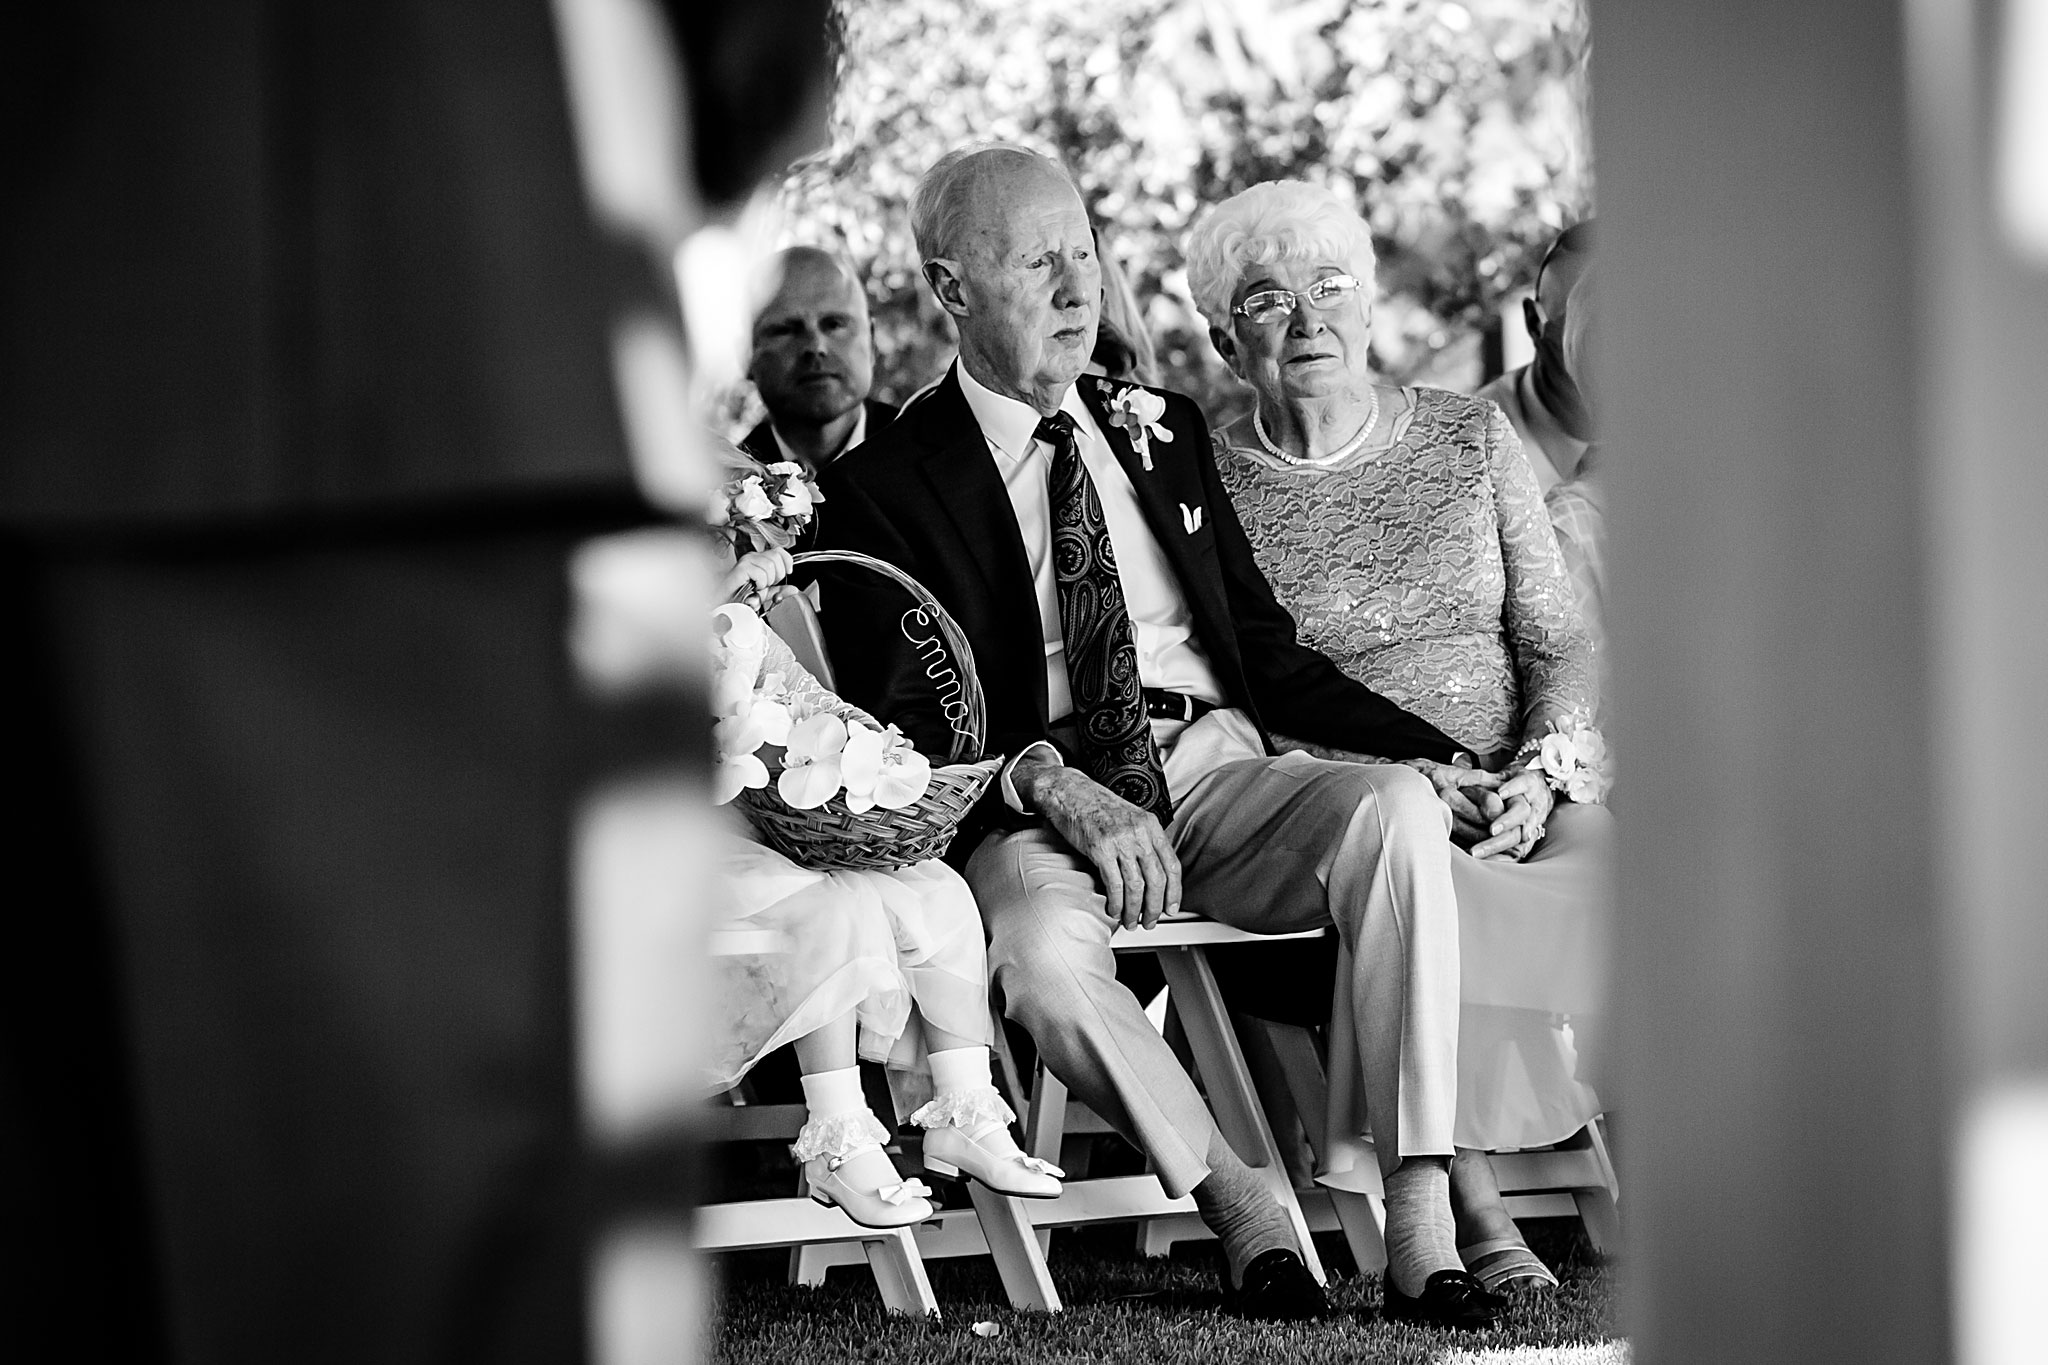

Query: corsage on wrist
left=1512, top=712, right=1612, bottom=805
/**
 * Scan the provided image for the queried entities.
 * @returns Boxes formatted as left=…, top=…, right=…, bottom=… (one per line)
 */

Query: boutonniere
left=1104, top=383, right=1174, bottom=471
left=1179, top=502, right=1203, bottom=535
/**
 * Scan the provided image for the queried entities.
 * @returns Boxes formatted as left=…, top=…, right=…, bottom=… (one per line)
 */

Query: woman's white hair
left=1184, top=181, right=1378, bottom=332
left=910, top=142, right=1076, bottom=263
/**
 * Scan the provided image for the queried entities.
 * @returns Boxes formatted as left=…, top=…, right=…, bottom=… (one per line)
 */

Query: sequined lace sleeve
left=1484, top=405, right=1599, bottom=742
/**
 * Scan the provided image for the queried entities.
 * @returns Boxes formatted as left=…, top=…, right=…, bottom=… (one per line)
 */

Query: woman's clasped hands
left=1404, top=757, right=1555, bottom=862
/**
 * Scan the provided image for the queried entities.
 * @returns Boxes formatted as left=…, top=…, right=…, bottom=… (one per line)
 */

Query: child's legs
left=792, top=1010, right=858, bottom=1075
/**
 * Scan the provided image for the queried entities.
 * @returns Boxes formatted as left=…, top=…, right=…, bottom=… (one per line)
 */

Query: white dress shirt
left=770, top=403, right=867, bottom=468
left=955, top=364, right=1224, bottom=717
left=953, top=365, right=1251, bottom=811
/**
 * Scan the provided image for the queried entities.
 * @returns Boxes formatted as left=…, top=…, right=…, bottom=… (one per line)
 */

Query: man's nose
left=1051, top=256, right=1093, bottom=310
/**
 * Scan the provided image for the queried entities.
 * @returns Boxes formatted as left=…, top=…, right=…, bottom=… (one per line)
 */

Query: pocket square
left=1180, top=503, right=1204, bottom=534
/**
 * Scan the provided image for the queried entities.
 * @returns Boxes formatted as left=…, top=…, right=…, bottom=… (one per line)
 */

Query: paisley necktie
left=1037, top=412, right=1173, bottom=822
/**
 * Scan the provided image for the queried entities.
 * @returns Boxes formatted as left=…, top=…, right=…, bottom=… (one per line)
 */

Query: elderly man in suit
left=741, top=245, right=897, bottom=474
left=815, top=146, right=1511, bottom=1328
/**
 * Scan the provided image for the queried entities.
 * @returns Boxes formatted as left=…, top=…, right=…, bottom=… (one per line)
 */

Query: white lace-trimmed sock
left=1383, top=1155, right=1462, bottom=1298
left=799, top=1066, right=867, bottom=1121
left=924, top=1046, right=1003, bottom=1134
left=797, top=1066, right=902, bottom=1194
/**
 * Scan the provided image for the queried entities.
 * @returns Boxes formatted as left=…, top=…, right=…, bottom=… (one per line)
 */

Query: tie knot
left=1034, top=412, right=1077, bottom=447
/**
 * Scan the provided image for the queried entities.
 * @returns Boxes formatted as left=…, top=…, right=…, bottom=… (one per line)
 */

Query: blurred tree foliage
left=762, top=0, right=1591, bottom=423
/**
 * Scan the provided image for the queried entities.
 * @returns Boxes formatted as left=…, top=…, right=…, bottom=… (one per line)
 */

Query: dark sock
left=1190, top=1132, right=1298, bottom=1288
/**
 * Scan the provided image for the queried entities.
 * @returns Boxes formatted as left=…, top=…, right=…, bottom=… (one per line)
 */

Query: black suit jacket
left=740, top=397, right=899, bottom=472
left=814, top=367, right=1459, bottom=816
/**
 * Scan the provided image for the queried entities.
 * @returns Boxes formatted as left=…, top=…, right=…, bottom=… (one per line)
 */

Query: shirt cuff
left=1000, top=741, right=1064, bottom=814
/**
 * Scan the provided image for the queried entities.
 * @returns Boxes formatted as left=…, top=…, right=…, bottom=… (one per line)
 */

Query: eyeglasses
left=1232, top=275, right=1364, bottom=326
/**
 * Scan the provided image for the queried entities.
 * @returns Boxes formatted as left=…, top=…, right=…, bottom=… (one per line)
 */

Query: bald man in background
left=1477, top=221, right=1596, bottom=493
left=741, top=246, right=897, bottom=474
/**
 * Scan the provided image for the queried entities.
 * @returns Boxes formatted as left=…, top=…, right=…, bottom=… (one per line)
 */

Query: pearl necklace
left=1252, top=390, right=1381, bottom=467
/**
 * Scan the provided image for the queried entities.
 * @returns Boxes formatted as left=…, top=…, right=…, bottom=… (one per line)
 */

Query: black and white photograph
left=4, top=2, right=2045, bottom=1363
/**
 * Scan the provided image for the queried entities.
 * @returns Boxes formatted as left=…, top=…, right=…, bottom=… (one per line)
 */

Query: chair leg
left=860, top=1229, right=941, bottom=1317
left=1153, top=945, right=1327, bottom=1286
left=1259, top=1020, right=1389, bottom=1274
left=965, top=1183, right=1062, bottom=1311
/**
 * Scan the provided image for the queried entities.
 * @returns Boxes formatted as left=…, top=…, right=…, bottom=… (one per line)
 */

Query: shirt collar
left=770, top=403, right=867, bottom=469
left=956, top=362, right=1096, bottom=463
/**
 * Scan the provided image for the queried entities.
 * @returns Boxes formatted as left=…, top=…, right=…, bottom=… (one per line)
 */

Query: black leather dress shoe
left=1226, top=1248, right=1329, bottom=1321
left=1381, top=1268, right=1506, bottom=1329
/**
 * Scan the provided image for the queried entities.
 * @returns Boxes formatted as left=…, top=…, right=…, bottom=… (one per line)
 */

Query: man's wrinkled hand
left=1014, top=761, right=1181, bottom=930
left=1403, top=758, right=1503, bottom=847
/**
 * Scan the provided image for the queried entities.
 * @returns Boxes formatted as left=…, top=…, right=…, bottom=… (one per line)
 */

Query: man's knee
left=1349, top=763, right=1449, bottom=837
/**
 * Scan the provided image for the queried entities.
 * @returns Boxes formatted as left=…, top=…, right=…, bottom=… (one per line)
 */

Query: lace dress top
left=1214, top=387, right=1596, bottom=758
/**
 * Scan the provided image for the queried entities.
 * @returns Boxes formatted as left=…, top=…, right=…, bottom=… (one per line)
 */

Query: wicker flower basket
left=734, top=550, right=1000, bottom=871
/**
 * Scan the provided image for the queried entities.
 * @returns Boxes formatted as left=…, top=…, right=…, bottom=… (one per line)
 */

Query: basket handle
left=788, top=550, right=987, bottom=765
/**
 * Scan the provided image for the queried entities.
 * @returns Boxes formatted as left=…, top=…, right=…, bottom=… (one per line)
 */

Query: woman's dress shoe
left=1458, top=1235, right=1559, bottom=1292
left=1381, top=1267, right=1506, bottom=1329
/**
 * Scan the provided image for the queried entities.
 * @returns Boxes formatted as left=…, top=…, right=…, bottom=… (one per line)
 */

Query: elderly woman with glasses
left=1187, top=180, right=1615, bottom=1294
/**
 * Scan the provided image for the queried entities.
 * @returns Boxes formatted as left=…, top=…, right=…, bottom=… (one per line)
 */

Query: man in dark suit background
left=740, top=246, right=897, bottom=474
left=814, top=144, right=1511, bottom=1329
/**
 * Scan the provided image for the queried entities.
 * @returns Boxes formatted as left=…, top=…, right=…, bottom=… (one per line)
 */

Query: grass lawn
left=710, top=1218, right=1620, bottom=1364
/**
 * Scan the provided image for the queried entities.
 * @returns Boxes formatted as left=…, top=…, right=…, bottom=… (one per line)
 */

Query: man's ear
left=1522, top=296, right=1545, bottom=345
left=924, top=259, right=971, bottom=318
left=1209, top=324, right=1240, bottom=376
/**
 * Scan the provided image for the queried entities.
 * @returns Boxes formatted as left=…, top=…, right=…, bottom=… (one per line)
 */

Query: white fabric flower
left=778, top=713, right=848, bottom=808
left=838, top=720, right=888, bottom=813
left=872, top=745, right=932, bottom=809
left=711, top=750, right=770, bottom=805
left=732, top=475, right=775, bottom=521
left=1537, top=731, right=1575, bottom=776
left=777, top=478, right=816, bottom=519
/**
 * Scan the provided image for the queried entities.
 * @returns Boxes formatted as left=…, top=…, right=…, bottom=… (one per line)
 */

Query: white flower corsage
left=1104, top=384, right=1174, bottom=471
left=712, top=458, right=824, bottom=553
left=1515, top=711, right=1613, bottom=805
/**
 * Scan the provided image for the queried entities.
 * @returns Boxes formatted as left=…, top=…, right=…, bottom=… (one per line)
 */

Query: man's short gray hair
left=910, top=143, right=1080, bottom=263
left=1184, top=181, right=1379, bottom=332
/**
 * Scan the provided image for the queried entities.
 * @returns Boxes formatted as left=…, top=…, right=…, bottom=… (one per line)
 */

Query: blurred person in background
left=1085, top=234, right=1161, bottom=385
left=1544, top=269, right=1607, bottom=656
left=1191, top=179, right=1613, bottom=1295
left=1476, top=221, right=1596, bottom=494
left=741, top=246, right=896, bottom=475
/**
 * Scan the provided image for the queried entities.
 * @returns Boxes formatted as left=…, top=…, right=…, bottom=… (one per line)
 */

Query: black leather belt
left=1142, top=689, right=1217, bottom=723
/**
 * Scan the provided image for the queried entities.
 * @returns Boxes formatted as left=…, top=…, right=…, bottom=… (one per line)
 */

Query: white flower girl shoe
left=913, top=1086, right=1063, bottom=1199
left=790, top=1070, right=932, bottom=1229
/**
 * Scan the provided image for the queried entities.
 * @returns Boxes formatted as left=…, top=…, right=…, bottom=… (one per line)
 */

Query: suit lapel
left=912, top=370, right=1050, bottom=723
left=1077, top=374, right=1224, bottom=615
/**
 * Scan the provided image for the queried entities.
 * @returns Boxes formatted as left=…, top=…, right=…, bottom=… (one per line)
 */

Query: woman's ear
left=1209, top=323, right=1240, bottom=375
left=924, top=259, right=971, bottom=318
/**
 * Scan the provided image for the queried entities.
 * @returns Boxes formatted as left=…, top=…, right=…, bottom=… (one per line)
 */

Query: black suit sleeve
left=1183, top=397, right=1463, bottom=762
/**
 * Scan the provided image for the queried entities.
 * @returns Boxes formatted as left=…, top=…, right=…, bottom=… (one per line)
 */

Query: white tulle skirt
left=1448, top=799, right=1615, bottom=1150
left=706, top=828, right=992, bottom=1096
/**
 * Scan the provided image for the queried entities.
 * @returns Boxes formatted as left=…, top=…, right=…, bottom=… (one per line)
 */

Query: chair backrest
left=766, top=585, right=835, bottom=689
